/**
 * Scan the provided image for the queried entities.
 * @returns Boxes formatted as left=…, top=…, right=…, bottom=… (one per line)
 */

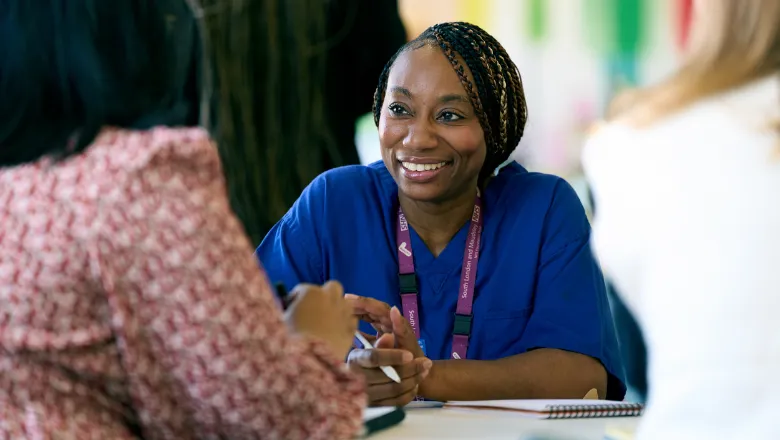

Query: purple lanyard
left=396, top=192, right=483, bottom=360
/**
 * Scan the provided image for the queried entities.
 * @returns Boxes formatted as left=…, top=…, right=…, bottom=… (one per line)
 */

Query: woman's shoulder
left=5, top=126, right=218, bottom=210
left=585, top=76, right=780, bottom=180
left=273, top=161, right=396, bottom=235
left=87, top=126, right=217, bottom=172
left=491, top=162, right=582, bottom=210
left=489, top=163, right=590, bottom=238
left=300, top=161, right=395, bottom=205
left=69, top=127, right=219, bottom=205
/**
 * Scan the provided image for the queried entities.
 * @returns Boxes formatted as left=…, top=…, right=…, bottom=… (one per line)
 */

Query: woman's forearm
left=418, top=348, right=607, bottom=401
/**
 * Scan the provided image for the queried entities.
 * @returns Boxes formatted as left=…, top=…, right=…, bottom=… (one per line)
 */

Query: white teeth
left=401, top=161, right=447, bottom=172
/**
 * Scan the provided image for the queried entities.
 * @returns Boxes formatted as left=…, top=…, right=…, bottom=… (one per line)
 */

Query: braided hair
left=373, top=22, right=528, bottom=184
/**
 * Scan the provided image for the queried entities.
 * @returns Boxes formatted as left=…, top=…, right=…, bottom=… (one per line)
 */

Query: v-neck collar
left=408, top=220, right=471, bottom=273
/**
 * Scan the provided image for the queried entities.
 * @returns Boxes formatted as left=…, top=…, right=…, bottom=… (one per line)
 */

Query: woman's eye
left=439, top=111, right=463, bottom=122
left=388, top=104, right=409, bottom=116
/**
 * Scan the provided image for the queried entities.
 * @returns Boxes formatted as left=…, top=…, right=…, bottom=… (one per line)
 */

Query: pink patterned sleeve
left=90, top=129, right=365, bottom=440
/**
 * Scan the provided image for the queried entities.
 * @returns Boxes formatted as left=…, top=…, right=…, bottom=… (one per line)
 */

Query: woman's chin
left=397, top=182, right=450, bottom=204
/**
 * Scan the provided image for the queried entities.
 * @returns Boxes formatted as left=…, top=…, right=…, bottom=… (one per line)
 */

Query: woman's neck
left=399, top=188, right=477, bottom=258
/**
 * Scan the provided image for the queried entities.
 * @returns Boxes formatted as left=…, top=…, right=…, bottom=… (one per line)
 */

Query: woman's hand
left=345, top=294, right=394, bottom=336
left=285, top=281, right=357, bottom=360
left=348, top=335, right=431, bottom=406
left=346, top=295, right=432, bottom=405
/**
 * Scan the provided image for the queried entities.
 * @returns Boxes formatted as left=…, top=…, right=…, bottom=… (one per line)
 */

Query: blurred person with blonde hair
left=584, top=0, right=780, bottom=438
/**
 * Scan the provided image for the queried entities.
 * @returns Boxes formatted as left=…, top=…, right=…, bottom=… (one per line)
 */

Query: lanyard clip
left=398, top=273, right=418, bottom=294
left=453, top=313, right=473, bottom=336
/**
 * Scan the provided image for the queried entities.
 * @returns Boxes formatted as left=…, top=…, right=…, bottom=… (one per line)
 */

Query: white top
left=583, top=75, right=780, bottom=440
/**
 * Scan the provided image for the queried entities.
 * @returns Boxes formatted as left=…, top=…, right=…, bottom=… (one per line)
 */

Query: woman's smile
left=379, top=45, right=486, bottom=203
left=399, top=159, right=453, bottom=182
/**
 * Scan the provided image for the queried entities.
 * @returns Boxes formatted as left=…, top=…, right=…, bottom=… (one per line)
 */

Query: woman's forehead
left=387, top=45, right=476, bottom=96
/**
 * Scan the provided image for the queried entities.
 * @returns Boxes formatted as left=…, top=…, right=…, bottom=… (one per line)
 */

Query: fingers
left=390, top=306, right=413, bottom=340
left=317, top=281, right=357, bottom=335
left=349, top=295, right=392, bottom=316
left=371, top=389, right=417, bottom=407
left=345, top=294, right=393, bottom=328
left=322, top=280, right=344, bottom=297
left=346, top=314, right=358, bottom=334
left=349, top=361, right=420, bottom=385
left=292, top=280, right=345, bottom=302
left=353, top=314, right=392, bottom=334
left=417, top=357, right=433, bottom=380
left=348, top=348, right=413, bottom=369
left=374, top=333, right=395, bottom=349
left=356, top=331, right=377, bottom=345
left=388, top=306, right=426, bottom=357
left=369, top=378, right=419, bottom=407
left=348, top=354, right=431, bottom=383
left=370, top=323, right=387, bottom=338
left=366, top=358, right=434, bottom=406
left=353, top=330, right=384, bottom=350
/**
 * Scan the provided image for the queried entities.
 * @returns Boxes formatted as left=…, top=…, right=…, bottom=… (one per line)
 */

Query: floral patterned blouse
left=0, top=127, right=365, bottom=439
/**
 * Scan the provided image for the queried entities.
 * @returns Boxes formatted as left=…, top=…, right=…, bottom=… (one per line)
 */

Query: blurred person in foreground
left=584, top=0, right=780, bottom=438
left=199, top=0, right=406, bottom=243
left=0, top=1, right=364, bottom=438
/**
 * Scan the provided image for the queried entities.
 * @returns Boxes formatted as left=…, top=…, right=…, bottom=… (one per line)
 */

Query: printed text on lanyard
left=395, top=191, right=483, bottom=360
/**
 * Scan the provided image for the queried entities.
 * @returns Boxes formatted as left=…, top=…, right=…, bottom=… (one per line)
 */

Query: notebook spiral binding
left=547, top=403, right=644, bottom=419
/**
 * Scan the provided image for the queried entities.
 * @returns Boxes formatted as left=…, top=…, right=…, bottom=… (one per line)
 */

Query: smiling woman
left=257, top=22, right=626, bottom=406
left=379, top=45, right=487, bottom=211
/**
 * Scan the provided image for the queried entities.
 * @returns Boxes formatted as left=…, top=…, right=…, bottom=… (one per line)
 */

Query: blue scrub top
left=256, top=161, right=626, bottom=400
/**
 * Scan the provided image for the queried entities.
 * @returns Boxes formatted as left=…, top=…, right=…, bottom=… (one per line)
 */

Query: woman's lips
left=398, top=161, right=451, bottom=182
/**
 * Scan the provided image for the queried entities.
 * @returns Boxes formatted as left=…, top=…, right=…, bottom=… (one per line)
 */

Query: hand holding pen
left=277, top=281, right=357, bottom=361
left=346, top=304, right=431, bottom=406
left=276, top=282, right=404, bottom=386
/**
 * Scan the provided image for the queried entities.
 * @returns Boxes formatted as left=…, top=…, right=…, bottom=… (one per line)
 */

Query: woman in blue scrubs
left=257, top=22, right=625, bottom=405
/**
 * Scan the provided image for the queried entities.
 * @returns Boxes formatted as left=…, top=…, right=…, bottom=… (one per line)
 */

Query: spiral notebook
left=444, top=399, right=643, bottom=419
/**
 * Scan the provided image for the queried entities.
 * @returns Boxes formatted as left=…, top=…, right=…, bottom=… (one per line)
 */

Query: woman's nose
left=402, top=120, right=437, bottom=150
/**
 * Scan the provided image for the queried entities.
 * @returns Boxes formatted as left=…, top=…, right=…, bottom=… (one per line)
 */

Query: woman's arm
left=92, top=129, right=365, bottom=439
left=349, top=298, right=606, bottom=402
left=348, top=179, right=625, bottom=402
left=420, top=350, right=606, bottom=401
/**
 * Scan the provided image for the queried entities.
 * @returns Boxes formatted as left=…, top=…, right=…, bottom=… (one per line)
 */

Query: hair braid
left=441, top=24, right=505, bottom=173
left=463, top=27, right=508, bottom=149
left=432, top=30, right=497, bottom=153
left=494, top=43, right=527, bottom=139
left=373, top=22, right=527, bottom=184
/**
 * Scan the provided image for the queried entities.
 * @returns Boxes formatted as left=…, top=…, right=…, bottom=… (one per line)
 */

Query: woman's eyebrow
left=389, top=86, right=412, bottom=98
left=438, top=93, right=470, bottom=104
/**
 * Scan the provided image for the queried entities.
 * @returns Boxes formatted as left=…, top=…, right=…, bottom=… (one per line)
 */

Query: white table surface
left=371, top=407, right=640, bottom=439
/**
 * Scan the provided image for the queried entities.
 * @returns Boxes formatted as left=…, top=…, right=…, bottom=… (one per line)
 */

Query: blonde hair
left=610, top=0, right=780, bottom=126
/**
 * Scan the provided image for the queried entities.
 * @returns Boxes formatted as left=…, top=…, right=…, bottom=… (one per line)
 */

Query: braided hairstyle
left=373, top=22, right=528, bottom=184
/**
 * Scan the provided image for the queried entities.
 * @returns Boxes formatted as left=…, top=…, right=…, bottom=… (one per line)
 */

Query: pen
left=275, top=282, right=294, bottom=309
left=276, top=282, right=401, bottom=384
left=354, top=332, right=402, bottom=384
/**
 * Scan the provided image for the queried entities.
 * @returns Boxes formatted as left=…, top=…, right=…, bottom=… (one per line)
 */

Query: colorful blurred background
left=357, top=0, right=693, bottom=209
